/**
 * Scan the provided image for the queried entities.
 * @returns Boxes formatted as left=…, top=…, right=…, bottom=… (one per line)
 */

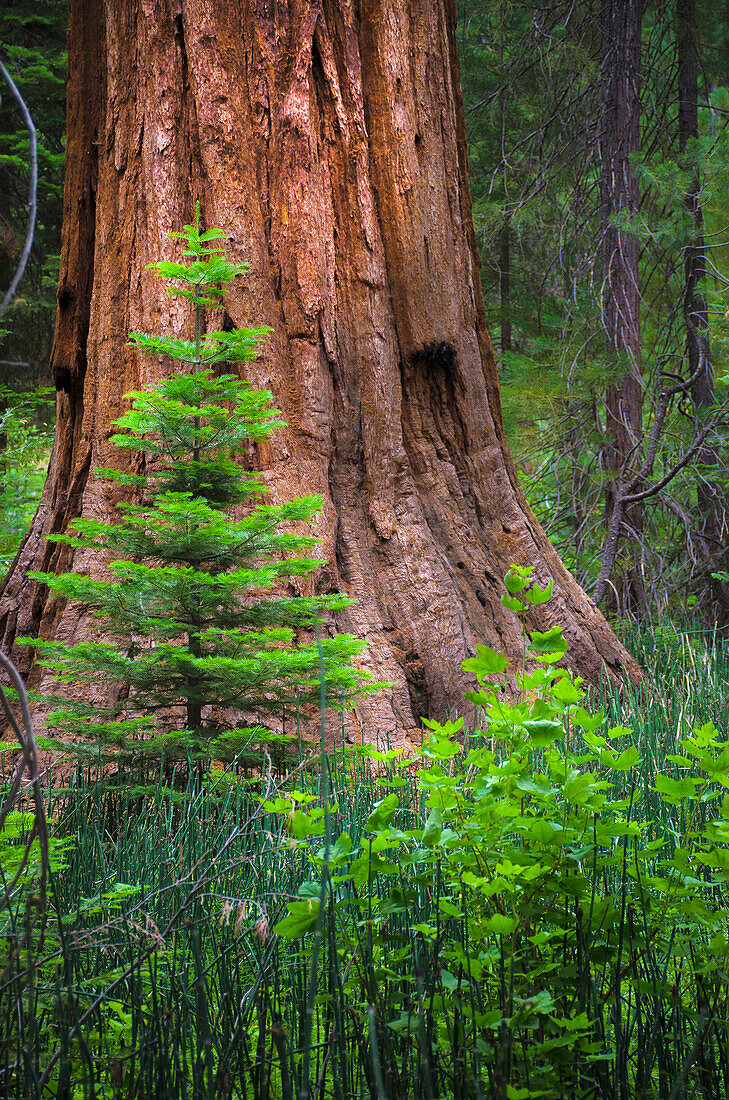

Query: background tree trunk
left=676, top=0, right=729, bottom=626
left=0, top=0, right=640, bottom=743
left=499, top=221, right=512, bottom=355
left=600, top=0, right=645, bottom=618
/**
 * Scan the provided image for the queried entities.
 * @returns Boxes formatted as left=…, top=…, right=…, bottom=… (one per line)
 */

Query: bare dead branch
left=0, top=649, right=49, bottom=944
left=0, top=54, right=38, bottom=323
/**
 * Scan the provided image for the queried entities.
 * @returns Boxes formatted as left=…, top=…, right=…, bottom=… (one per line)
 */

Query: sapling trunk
left=187, top=300, right=203, bottom=751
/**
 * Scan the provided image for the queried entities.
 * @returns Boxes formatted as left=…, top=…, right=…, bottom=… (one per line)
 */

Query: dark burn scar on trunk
left=53, top=366, right=72, bottom=393
left=402, top=648, right=430, bottom=724
left=409, top=341, right=457, bottom=377
left=58, top=286, right=74, bottom=310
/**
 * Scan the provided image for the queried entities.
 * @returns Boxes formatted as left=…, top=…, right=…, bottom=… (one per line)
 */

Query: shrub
left=272, top=566, right=729, bottom=1096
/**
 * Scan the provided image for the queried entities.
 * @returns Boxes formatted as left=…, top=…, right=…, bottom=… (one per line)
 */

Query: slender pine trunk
left=676, top=0, right=729, bottom=626
left=599, top=0, right=645, bottom=618
left=499, top=222, right=512, bottom=355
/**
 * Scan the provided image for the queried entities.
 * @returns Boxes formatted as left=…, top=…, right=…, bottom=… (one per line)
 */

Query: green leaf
left=423, top=735, right=461, bottom=760
left=515, top=776, right=551, bottom=794
left=358, top=746, right=403, bottom=762
left=502, top=593, right=528, bottom=613
left=438, top=900, right=461, bottom=918
left=486, top=913, right=518, bottom=934
left=421, top=716, right=465, bottom=737
left=524, top=578, right=553, bottom=604
left=298, top=880, right=324, bottom=900
left=654, top=774, right=701, bottom=805
left=523, top=718, right=564, bottom=747
left=290, top=810, right=324, bottom=839
left=422, top=807, right=442, bottom=848
left=551, top=675, right=583, bottom=704
left=693, top=721, right=721, bottom=747
left=366, top=793, right=399, bottom=832
left=612, top=746, right=640, bottom=770
left=572, top=707, right=605, bottom=732
left=440, top=969, right=462, bottom=991
left=461, top=644, right=509, bottom=679
left=529, top=626, right=568, bottom=655
left=331, top=832, right=352, bottom=863
left=273, top=897, right=321, bottom=939
left=564, top=770, right=595, bottom=804
left=464, top=689, right=494, bottom=706
left=528, top=818, right=560, bottom=844
left=607, top=725, right=633, bottom=740
left=504, top=566, right=533, bottom=593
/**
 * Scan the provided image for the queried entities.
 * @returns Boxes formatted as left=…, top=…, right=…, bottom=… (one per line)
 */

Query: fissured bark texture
left=0, top=0, right=641, bottom=742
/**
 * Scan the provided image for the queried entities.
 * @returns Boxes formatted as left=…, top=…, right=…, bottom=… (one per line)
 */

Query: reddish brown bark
left=0, top=0, right=640, bottom=743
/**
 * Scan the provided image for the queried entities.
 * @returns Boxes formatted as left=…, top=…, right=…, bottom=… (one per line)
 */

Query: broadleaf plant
left=23, top=207, right=375, bottom=770
left=270, top=567, right=729, bottom=1095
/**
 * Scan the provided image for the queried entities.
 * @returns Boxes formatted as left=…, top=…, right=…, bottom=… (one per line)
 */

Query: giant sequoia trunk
left=0, top=0, right=639, bottom=743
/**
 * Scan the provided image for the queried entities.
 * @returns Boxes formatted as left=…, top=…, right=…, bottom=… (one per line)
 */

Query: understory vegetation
left=3, top=583, right=729, bottom=1097
left=0, top=383, right=53, bottom=570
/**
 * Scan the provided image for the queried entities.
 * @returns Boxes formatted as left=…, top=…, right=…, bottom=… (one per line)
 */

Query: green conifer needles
left=24, top=209, right=374, bottom=767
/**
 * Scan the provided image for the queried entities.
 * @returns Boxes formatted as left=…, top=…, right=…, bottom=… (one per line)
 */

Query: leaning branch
left=622, top=427, right=712, bottom=505
left=593, top=327, right=725, bottom=607
left=0, top=649, right=49, bottom=936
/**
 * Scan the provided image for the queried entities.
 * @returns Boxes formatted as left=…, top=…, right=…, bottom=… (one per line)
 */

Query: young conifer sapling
left=24, top=209, right=374, bottom=770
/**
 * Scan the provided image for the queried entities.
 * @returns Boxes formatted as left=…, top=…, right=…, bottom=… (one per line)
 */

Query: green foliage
left=0, top=383, right=53, bottom=573
left=22, top=209, right=375, bottom=768
left=4, top=582, right=729, bottom=1095
left=269, top=568, right=729, bottom=1096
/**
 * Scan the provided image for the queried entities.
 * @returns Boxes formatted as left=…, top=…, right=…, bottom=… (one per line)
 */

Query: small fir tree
left=23, top=210, right=373, bottom=768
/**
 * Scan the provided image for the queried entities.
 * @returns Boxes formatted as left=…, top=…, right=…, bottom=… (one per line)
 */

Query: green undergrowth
left=2, top=572, right=729, bottom=1098
left=0, top=384, right=54, bottom=575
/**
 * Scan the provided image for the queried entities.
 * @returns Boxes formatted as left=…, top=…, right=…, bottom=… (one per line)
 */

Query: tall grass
left=603, top=621, right=729, bottom=825
left=2, top=621, right=729, bottom=1097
